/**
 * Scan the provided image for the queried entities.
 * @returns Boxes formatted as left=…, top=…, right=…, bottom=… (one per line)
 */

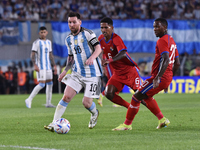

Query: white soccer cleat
left=45, top=104, right=56, bottom=108
left=88, top=109, right=99, bottom=129
left=25, top=99, right=31, bottom=108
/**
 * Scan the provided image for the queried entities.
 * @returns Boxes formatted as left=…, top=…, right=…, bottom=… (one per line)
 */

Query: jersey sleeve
left=48, top=40, right=52, bottom=52
left=31, top=40, right=38, bottom=52
left=86, top=30, right=99, bottom=47
left=113, top=35, right=127, bottom=52
left=157, top=38, right=169, bottom=55
left=65, top=36, right=73, bottom=55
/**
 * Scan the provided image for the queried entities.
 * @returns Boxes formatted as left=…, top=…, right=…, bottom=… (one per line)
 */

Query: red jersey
left=151, top=34, right=179, bottom=81
left=98, top=33, right=139, bottom=76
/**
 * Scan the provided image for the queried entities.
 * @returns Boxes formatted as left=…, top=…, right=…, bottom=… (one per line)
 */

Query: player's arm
left=31, top=51, right=39, bottom=72
left=58, top=55, right=74, bottom=82
left=173, top=57, right=180, bottom=76
left=153, top=52, right=169, bottom=89
left=49, top=52, right=57, bottom=75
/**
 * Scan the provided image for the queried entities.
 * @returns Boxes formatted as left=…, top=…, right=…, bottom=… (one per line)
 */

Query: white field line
left=0, top=145, right=64, bottom=150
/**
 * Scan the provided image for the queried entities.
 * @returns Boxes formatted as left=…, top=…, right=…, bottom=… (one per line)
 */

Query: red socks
left=124, top=95, right=141, bottom=125
left=144, top=97, right=164, bottom=120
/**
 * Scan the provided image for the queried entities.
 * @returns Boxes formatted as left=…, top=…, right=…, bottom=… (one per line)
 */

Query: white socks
left=28, top=83, right=45, bottom=102
left=53, top=99, right=68, bottom=122
left=87, top=102, right=97, bottom=115
left=46, top=81, right=53, bottom=105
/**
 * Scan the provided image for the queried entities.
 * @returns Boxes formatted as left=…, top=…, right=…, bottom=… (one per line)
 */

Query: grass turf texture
left=0, top=93, right=199, bottom=150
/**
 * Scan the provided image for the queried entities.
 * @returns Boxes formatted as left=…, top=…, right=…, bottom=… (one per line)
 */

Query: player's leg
left=44, top=85, right=76, bottom=132
left=25, top=70, right=45, bottom=108
left=45, top=70, right=55, bottom=107
left=105, top=77, right=129, bottom=108
left=84, top=76, right=101, bottom=129
left=44, top=72, right=82, bottom=132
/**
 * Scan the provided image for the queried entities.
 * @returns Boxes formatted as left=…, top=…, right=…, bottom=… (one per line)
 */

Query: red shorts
left=106, top=66, right=141, bottom=93
left=138, top=76, right=171, bottom=97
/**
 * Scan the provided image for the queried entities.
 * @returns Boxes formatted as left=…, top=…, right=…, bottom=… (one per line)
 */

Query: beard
left=71, top=28, right=79, bottom=34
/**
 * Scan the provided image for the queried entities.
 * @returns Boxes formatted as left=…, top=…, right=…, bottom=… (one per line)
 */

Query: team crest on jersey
left=75, top=39, right=78, bottom=45
left=110, top=47, right=113, bottom=51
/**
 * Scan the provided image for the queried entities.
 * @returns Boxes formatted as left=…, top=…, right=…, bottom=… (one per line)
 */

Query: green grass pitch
left=0, top=93, right=199, bottom=150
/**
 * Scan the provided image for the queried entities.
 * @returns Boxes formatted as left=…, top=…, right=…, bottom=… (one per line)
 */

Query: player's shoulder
left=98, top=34, right=104, bottom=41
left=81, top=27, right=94, bottom=35
left=33, top=38, right=40, bottom=44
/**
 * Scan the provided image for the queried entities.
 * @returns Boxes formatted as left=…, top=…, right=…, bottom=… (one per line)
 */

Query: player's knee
left=105, top=91, right=114, bottom=100
left=62, top=94, right=71, bottom=102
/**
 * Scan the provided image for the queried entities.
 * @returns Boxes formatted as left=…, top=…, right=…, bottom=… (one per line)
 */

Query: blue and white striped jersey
left=32, top=39, right=52, bottom=70
left=65, top=27, right=102, bottom=77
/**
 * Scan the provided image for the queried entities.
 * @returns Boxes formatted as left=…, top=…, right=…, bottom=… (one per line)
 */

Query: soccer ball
left=54, top=118, right=71, bottom=134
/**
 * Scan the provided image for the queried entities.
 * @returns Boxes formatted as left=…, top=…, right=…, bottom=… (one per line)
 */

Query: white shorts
left=61, top=71, right=101, bottom=98
left=37, top=70, right=53, bottom=81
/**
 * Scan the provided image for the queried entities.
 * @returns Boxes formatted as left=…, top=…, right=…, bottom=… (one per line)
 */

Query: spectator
left=193, top=3, right=200, bottom=19
left=18, top=67, right=27, bottom=94
left=119, top=10, right=127, bottom=20
left=152, top=7, right=162, bottom=19
left=40, top=3, right=48, bottom=20
left=189, top=66, right=200, bottom=76
left=81, top=10, right=90, bottom=20
left=171, top=10, right=181, bottom=19
left=9, top=9, right=18, bottom=20
left=4, top=66, right=14, bottom=94
left=70, top=1, right=79, bottom=12
left=0, top=1, right=4, bottom=19
left=174, top=0, right=185, bottom=18
left=184, top=7, right=194, bottom=19
left=115, top=0, right=124, bottom=14
left=0, top=66, right=6, bottom=94
left=112, top=12, right=120, bottom=19
left=51, top=0, right=61, bottom=10
left=125, top=2, right=134, bottom=19
left=90, top=10, right=99, bottom=20
left=58, top=6, right=67, bottom=21
left=133, top=0, right=142, bottom=18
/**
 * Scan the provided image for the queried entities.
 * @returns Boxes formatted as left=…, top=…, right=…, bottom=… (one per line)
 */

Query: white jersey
left=32, top=38, right=52, bottom=70
left=65, top=27, right=102, bottom=77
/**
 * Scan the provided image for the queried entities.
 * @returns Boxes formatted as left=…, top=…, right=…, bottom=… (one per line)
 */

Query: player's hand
left=85, top=57, right=94, bottom=65
left=53, top=65, right=57, bottom=75
left=34, top=64, right=39, bottom=72
left=58, top=71, right=66, bottom=82
left=164, top=87, right=168, bottom=93
left=102, top=59, right=109, bottom=67
left=153, top=76, right=160, bottom=89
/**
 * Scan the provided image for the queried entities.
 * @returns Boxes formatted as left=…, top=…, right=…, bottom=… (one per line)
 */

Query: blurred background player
left=25, top=26, right=57, bottom=108
left=44, top=12, right=102, bottom=131
left=113, top=18, right=180, bottom=131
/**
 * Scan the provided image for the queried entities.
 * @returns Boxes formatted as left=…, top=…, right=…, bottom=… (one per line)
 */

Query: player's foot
left=156, top=117, right=170, bottom=129
left=113, top=104, right=121, bottom=107
left=97, top=94, right=103, bottom=107
left=88, top=109, right=99, bottom=129
left=112, top=123, right=132, bottom=131
left=44, top=122, right=55, bottom=132
left=25, top=99, right=31, bottom=108
left=45, top=104, right=56, bottom=108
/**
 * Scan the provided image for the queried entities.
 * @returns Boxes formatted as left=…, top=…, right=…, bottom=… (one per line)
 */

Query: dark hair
left=39, top=26, right=47, bottom=31
left=68, top=11, right=81, bottom=19
left=100, top=17, right=113, bottom=26
left=155, top=18, right=168, bottom=27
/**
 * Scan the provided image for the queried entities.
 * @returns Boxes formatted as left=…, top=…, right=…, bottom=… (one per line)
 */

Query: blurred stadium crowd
left=0, top=0, right=200, bottom=21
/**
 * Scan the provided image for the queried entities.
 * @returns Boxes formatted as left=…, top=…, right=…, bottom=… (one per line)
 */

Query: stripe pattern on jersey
left=65, top=27, right=102, bottom=77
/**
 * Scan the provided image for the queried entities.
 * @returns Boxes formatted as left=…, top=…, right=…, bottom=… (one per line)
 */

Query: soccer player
left=98, top=17, right=142, bottom=109
left=25, top=26, right=57, bottom=108
left=44, top=12, right=102, bottom=131
left=113, top=18, right=180, bottom=130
